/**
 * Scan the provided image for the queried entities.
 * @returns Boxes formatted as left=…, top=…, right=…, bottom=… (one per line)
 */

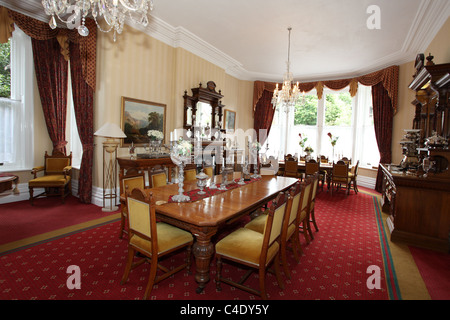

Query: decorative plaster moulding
left=0, top=0, right=448, bottom=81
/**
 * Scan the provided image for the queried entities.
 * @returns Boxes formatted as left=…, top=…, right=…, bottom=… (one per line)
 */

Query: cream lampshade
left=94, top=123, right=127, bottom=212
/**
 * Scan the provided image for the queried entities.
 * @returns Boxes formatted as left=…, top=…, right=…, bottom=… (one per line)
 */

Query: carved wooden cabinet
left=380, top=164, right=450, bottom=253
left=409, top=53, right=450, bottom=142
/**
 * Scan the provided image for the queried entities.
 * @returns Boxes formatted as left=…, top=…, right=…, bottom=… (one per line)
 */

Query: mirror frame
left=183, top=81, right=225, bottom=140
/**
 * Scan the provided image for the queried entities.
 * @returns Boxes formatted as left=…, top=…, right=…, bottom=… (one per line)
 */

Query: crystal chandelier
left=271, top=27, right=300, bottom=112
left=42, top=0, right=154, bottom=42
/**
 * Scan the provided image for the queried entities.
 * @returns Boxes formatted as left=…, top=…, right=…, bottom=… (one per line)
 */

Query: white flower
left=147, top=130, right=164, bottom=141
left=177, top=138, right=192, bottom=157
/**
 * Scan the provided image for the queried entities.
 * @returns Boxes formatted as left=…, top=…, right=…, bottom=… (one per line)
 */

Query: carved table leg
left=192, top=234, right=215, bottom=293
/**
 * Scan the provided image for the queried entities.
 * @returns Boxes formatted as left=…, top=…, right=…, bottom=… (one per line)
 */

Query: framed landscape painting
left=120, top=97, right=166, bottom=147
left=224, top=109, right=236, bottom=132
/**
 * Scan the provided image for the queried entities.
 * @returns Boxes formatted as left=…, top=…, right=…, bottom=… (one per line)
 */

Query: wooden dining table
left=144, top=172, right=298, bottom=293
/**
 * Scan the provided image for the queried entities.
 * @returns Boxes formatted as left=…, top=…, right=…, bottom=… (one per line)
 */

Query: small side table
left=0, top=175, right=19, bottom=194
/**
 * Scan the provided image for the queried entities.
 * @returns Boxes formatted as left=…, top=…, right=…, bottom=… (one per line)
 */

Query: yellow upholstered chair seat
left=216, top=228, right=279, bottom=267
left=29, top=174, right=71, bottom=187
left=130, top=222, right=193, bottom=255
left=244, top=210, right=268, bottom=234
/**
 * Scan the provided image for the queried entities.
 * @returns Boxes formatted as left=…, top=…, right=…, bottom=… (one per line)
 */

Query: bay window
left=264, top=85, right=379, bottom=168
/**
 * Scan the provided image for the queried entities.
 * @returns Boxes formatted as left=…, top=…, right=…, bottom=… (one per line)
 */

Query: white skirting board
left=0, top=175, right=377, bottom=205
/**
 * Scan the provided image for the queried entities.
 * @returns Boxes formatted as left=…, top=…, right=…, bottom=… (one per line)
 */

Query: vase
left=149, top=140, right=162, bottom=155
left=170, top=142, right=191, bottom=203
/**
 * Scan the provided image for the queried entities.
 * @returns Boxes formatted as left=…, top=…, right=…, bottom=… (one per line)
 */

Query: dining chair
left=307, top=173, right=320, bottom=239
left=121, top=188, right=194, bottom=300
left=305, top=159, right=325, bottom=191
left=280, top=179, right=313, bottom=278
left=330, top=161, right=351, bottom=195
left=203, top=166, right=214, bottom=178
left=348, top=160, right=359, bottom=194
left=184, top=168, right=197, bottom=181
left=284, top=159, right=299, bottom=178
left=119, top=169, right=146, bottom=239
left=149, top=171, right=167, bottom=188
left=320, top=155, right=329, bottom=164
left=215, top=192, right=287, bottom=299
left=341, top=157, right=352, bottom=165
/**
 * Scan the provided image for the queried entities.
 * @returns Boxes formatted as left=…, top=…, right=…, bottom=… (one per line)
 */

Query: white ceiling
left=1, top=0, right=449, bottom=82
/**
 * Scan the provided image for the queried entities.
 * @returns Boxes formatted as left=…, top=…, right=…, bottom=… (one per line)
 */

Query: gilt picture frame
left=120, top=97, right=166, bottom=147
left=224, top=109, right=236, bottom=132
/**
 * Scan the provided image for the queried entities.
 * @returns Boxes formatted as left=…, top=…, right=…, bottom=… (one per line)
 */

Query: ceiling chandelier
left=271, top=27, right=301, bottom=112
left=42, top=0, right=154, bottom=42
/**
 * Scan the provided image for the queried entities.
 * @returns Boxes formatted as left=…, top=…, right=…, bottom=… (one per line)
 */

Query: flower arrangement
left=176, top=138, right=192, bottom=157
left=251, top=141, right=261, bottom=152
left=304, top=146, right=314, bottom=153
left=328, top=132, right=339, bottom=146
left=298, top=133, right=308, bottom=149
left=147, top=130, right=164, bottom=141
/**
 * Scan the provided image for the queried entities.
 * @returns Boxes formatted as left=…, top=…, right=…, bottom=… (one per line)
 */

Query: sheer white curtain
left=0, top=27, right=33, bottom=171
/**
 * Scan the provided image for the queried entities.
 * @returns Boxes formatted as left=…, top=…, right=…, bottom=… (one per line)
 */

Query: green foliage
left=325, top=92, right=352, bottom=126
left=294, top=94, right=318, bottom=126
left=0, top=41, right=11, bottom=98
left=293, top=92, right=352, bottom=127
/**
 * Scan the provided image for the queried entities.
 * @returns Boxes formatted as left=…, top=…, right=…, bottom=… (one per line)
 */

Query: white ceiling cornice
left=1, top=0, right=449, bottom=82
left=136, top=0, right=450, bottom=82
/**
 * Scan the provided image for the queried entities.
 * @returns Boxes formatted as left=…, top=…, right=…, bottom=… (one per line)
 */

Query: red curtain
left=31, top=37, right=68, bottom=153
left=253, top=90, right=276, bottom=145
left=69, top=41, right=94, bottom=203
left=372, top=82, right=393, bottom=192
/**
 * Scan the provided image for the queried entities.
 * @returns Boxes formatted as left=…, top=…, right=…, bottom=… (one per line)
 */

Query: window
left=0, top=27, right=34, bottom=171
left=0, top=28, right=82, bottom=171
left=264, top=85, right=379, bottom=168
left=66, top=67, right=83, bottom=169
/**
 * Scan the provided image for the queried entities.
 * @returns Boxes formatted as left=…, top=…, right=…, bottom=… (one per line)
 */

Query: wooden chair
left=121, top=188, right=193, bottom=300
left=203, top=166, right=214, bottom=178
left=149, top=171, right=167, bottom=188
left=307, top=173, right=320, bottom=239
left=215, top=192, right=287, bottom=299
left=319, top=155, right=329, bottom=163
left=348, top=160, right=359, bottom=194
left=330, top=161, right=351, bottom=195
left=28, top=151, right=72, bottom=205
left=119, top=169, right=146, bottom=239
left=305, top=159, right=325, bottom=191
left=280, top=179, right=313, bottom=278
left=184, top=168, right=197, bottom=181
left=283, top=159, right=299, bottom=178
left=340, top=157, right=352, bottom=165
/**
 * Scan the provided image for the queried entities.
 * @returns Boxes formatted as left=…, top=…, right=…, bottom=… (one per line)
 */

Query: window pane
left=0, top=41, right=11, bottom=98
left=325, top=92, right=352, bottom=126
left=294, top=94, right=318, bottom=126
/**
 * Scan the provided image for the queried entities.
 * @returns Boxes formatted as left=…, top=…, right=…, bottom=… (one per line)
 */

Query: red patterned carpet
left=0, top=189, right=393, bottom=301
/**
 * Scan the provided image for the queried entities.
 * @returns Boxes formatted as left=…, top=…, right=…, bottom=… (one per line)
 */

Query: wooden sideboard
left=117, top=156, right=177, bottom=185
left=380, top=163, right=450, bottom=252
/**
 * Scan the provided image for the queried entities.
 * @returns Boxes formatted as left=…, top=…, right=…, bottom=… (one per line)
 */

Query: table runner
left=168, top=177, right=261, bottom=203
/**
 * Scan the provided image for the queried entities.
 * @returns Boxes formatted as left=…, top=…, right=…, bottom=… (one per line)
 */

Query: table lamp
left=94, top=122, right=127, bottom=212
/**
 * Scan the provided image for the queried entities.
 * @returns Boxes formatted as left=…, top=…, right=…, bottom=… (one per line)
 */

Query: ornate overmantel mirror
left=183, top=81, right=225, bottom=141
